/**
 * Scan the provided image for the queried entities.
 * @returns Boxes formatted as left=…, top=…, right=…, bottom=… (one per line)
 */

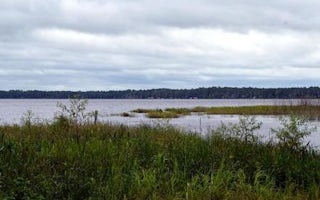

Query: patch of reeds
left=133, top=105, right=320, bottom=119
left=205, top=105, right=320, bottom=116
left=0, top=114, right=320, bottom=199
left=165, top=108, right=191, bottom=115
left=132, top=108, right=180, bottom=118
left=131, top=108, right=156, bottom=113
left=147, top=110, right=179, bottom=118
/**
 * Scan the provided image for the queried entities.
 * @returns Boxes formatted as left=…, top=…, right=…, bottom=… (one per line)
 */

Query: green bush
left=272, top=115, right=316, bottom=151
left=0, top=110, right=319, bottom=199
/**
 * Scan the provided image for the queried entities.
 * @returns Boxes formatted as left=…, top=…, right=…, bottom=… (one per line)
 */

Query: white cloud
left=1, top=0, right=320, bottom=90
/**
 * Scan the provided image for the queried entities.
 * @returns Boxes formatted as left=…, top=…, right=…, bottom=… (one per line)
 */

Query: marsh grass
left=131, top=108, right=157, bottom=113
left=132, top=108, right=181, bottom=118
left=165, top=108, right=191, bottom=115
left=204, top=105, right=320, bottom=116
left=0, top=114, right=320, bottom=199
left=147, top=111, right=179, bottom=118
left=133, top=105, right=320, bottom=119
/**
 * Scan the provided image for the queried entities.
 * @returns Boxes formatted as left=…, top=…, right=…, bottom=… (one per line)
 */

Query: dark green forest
left=1, top=87, right=320, bottom=99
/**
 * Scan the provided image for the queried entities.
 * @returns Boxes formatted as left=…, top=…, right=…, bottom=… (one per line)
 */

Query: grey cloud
left=2, top=0, right=320, bottom=36
left=1, top=0, right=320, bottom=90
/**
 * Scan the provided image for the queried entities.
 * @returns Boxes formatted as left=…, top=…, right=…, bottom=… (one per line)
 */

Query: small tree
left=56, top=95, right=90, bottom=126
left=272, top=115, right=315, bottom=151
left=232, top=116, right=262, bottom=142
left=213, top=116, right=262, bottom=143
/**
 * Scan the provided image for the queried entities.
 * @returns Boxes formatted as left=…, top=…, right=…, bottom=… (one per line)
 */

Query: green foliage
left=272, top=115, right=315, bottom=151
left=214, top=116, right=262, bottom=142
left=0, top=113, right=320, bottom=199
left=146, top=111, right=179, bottom=118
left=165, top=108, right=191, bottom=115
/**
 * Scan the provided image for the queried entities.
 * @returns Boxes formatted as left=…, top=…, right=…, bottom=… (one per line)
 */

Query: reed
left=133, top=105, right=320, bottom=118
left=131, top=108, right=157, bottom=113
left=0, top=114, right=319, bottom=199
left=146, top=110, right=179, bottom=118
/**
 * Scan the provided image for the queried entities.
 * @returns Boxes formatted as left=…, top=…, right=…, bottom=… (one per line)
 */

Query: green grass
left=0, top=115, right=319, bottom=199
left=204, top=105, right=320, bottom=115
left=132, top=105, right=320, bottom=119
left=147, top=111, right=179, bottom=118
left=165, top=108, right=191, bottom=115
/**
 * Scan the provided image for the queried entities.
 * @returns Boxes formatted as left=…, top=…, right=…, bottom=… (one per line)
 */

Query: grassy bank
left=132, top=105, right=320, bottom=118
left=0, top=114, right=319, bottom=199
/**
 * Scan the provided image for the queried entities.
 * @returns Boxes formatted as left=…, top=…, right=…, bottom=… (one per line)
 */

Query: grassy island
left=132, top=105, right=320, bottom=119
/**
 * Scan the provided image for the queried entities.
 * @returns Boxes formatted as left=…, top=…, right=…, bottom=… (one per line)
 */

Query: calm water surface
left=0, top=99, right=319, bottom=146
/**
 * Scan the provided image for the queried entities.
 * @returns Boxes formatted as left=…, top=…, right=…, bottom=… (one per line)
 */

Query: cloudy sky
left=1, top=0, right=320, bottom=90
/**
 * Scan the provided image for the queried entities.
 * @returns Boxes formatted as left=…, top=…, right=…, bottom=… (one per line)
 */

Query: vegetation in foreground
left=1, top=99, right=320, bottom=199
left=132, top=105, right=320, bottom=119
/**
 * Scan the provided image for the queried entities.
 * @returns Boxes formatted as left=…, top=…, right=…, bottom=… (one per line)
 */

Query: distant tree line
left=1, top=87, right=320, bottom=99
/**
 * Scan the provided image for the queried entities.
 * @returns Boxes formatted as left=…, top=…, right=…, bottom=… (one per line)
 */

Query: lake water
left=0, top=99, right=319, bottom=146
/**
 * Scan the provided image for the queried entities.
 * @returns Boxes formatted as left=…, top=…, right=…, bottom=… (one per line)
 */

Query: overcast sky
left=1, top=0, right=320, bottom=90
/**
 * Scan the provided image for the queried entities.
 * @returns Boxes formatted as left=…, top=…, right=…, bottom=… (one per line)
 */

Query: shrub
left=213, top=116, right=262, bottom=143
left=272, top=115, right=316, bottom=152
left=56, top=95, right=91, bottom=125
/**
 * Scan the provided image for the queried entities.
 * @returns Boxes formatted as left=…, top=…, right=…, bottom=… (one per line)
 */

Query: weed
left=0, top=107, right=319, bottom=199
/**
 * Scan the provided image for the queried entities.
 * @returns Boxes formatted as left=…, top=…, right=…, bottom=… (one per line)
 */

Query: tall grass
left=133, top=105, right=320, bottom=119
left=0, top=113, right=320, bottom=199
